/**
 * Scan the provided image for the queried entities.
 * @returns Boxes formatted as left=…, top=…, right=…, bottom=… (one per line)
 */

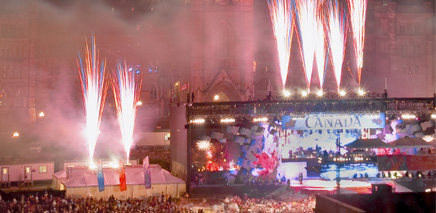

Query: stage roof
left=345, top=138, right=391, bottom=149
left=388, top=137, right=434, bottom=148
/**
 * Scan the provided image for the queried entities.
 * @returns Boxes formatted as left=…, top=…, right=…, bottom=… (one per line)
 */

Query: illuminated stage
left=289, top=179, right=372, bottom=194
left=170, top=97, right=435, bottom=195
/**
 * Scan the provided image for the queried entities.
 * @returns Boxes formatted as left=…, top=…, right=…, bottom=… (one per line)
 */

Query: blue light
left=320, top=163, right=379, bottom=180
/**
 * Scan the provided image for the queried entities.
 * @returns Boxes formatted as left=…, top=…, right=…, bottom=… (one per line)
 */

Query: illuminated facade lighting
left=190, top=118, right=205, bottom=124
left=38, top=112, right=45, bottom=117
left=401, top=114, right=416, bottom=119
left=431, top=114, right=436, bottom=119
left=214, top=95, right=219, bottom=101
left=253, top=117, right=268, bottom=122
left=136, top=100, right=143, bottom=106
left=301, top=90, right=308, bottom=97
left=339, top=90, right=346, bottom=96
left=220, top=118, right=235, bottom=123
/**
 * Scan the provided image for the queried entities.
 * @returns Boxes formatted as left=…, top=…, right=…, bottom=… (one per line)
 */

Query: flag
left=119, top=166, right=127, bottom=191
left=97, top=161, right=105, bottom=192
left=143, top=156, right=151, bottom=189
left=180, top=82, right=189, bottom=91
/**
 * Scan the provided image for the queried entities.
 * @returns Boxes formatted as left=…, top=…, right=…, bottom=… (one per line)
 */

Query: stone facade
left=0, top=0, right=433, bottom=136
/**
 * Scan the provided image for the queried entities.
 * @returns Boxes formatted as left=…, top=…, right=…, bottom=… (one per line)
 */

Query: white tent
left=52, top=165, right=185, bottom=200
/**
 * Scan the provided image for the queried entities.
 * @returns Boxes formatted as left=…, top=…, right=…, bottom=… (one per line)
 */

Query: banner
left=97, top=161, right=105, bottom=192
left=119, top=167, right=127, bottom=191
left=143, top=156, right=151, bottom=189
left=282, top=112, right=385, bottom=130
left=378, top=155, right=436, bottom=171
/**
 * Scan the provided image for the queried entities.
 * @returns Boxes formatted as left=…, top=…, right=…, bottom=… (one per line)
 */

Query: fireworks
left=314, top=0, right=327, bottom=89
left=348, top=0, right=368, bottom=87
left=196, top=140, right=212, bottom=151
left=295, top=0, right=318, bottom=91
left=112, top=62, right=143, bottom=163
left=326, top=0, right=347, bottom=91
left=267, top=0, right=295, bottom=89
left=77, top=35, right=108, bottom=166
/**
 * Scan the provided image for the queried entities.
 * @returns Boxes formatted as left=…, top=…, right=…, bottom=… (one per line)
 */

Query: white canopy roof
left=62, top=165, right=184, bottom=188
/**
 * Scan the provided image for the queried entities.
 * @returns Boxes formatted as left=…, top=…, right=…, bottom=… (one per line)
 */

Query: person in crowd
left=0, top=190, right=318, bottom=212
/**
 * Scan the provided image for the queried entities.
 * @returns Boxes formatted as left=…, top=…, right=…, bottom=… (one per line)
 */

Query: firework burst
left=196, top=140, right=212, bottom=151
left=267, top=0, right=295, bottom=89
left=314, top=0, right=327, bottom=89
left=348, top=0, right=368, bottom=87
left=112, top=61, right=143, bottom=163
left=77, top=35, right=108, bottom=166
left=326, top=0, right=347, bottom=91
left=294, top=0, right=318, bottom=91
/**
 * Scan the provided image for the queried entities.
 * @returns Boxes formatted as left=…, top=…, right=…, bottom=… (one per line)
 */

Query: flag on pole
left=143, top=156, right=151, bottom=189
left=97, top=160, right=105, bottom=192
left=119, top=166, right=127, bottom=191
left=180, top=82, right=189, bottom=91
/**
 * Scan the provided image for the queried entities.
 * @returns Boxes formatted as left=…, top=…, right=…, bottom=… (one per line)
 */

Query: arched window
left=150, top=85, right=158, bottom=101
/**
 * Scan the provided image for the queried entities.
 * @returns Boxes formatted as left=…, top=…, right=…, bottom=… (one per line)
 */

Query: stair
left=386, top=181, right=412, bottom=193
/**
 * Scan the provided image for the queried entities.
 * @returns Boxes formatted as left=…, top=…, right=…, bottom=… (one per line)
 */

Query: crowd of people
left=209, top=195, right=316, bottom=212
left=0, top=192, right=190, bottom=212
left=0, top=191, right=316, bottom=212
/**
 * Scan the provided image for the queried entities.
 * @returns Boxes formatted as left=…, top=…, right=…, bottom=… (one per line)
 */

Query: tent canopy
left=63, top=165, right=184, bottom=188
left=389, top=137, right=434, bottom=148
left=344, top=138, right=391, bottom=149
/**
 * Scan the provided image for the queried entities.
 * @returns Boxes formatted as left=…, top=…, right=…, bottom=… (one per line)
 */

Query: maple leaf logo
left=372, top=118, right=382, bottom=125
left=285, top=119, right=297, bottom=128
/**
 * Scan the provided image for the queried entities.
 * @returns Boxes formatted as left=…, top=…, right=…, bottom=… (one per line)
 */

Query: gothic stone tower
left=189, top=0, right=254, bottom=102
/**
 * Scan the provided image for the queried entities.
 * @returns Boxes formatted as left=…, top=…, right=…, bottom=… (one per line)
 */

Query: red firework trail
left=77, top=35, right=108, bottom=166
